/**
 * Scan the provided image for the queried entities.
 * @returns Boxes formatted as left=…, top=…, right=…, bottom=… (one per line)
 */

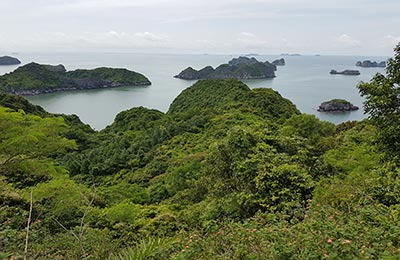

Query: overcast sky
left=1, top=0, right=399, bottom=55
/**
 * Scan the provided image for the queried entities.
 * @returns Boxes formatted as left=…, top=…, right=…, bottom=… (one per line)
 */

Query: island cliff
left=174, top=56, right=277, bottom=80
left=0, top=56, right=21, bottom=65
left=272, top=58, right=285, bottom=66
left=356, top=60, right=386, bottom=68
left=318, top=99, right=359, bottom=112
left=0, top=62, right=151, bottom=95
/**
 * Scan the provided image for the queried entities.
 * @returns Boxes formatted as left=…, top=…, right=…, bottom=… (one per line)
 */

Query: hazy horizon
left=1, top=0, right=399, bottom=56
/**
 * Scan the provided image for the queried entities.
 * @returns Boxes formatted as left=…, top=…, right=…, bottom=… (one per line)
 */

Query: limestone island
left=0, top=56, right=21, bottom=65
left=356, top=60, right=386, bottom=68
left=318, top=99, right=359, bottom=112
left=272, top=58, right=285, bottom=66
left=330, top=69, right=360, bottom=76
left=174, top=56, right=277, bottom=80
left=0, top=62, right=151, bottom=95
left=280, top=53, right=301, bottom=56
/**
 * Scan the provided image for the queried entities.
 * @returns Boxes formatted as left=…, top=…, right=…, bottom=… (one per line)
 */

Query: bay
left=0, top=52, right=387, bottom=130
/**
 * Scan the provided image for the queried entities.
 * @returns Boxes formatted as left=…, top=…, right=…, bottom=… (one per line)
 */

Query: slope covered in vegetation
left=1, top=45, right=400, bottom=259
left=0, top=63, right=151, bottom=95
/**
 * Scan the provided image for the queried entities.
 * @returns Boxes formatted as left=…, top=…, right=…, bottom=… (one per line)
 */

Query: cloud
left=239, top=32, right=256, bottom=38
left=134, top=32, right=165, bottom=42
left=383, top=35, right=400, bottom=47
left=48, top=0, right=171, bottom=10
left=237, top=32, right=268, bottom=49
left=335, top=34, right=360, bottom=47
left=106, top=30, right=123, bottom=37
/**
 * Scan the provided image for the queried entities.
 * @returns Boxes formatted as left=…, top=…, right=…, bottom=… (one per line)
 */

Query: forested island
left=356, top=60, right=386, bottom=68
left=318, top=99, right=359, bottom=112
left=174, top=56, right=277, bottom=80
left=0, top=56, right=21, bottom=65
left=0, top=63, right=151, bottom=95
left=1, top=45, right=400, bottom=259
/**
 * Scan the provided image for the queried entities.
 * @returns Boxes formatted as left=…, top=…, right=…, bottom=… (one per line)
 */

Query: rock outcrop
left=0, top=62, right=151, bottom=95
left=0, top=56, right=21, bottom=65
left=272, top=58, right=285, bottom=66
left=318, top=99, right=359, bottom=112
left=330, top=69, right=360, bottom=75
left=175, top=56, right=277, bottom=80
left=356, top=60, right=386, bottom=68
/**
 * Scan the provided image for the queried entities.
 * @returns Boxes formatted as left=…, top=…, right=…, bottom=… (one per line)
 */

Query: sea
left=0, top=52, right=388, bottom=130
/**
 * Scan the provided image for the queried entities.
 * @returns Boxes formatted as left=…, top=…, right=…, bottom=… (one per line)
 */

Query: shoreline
left=5, top=81, right=151, bottom=96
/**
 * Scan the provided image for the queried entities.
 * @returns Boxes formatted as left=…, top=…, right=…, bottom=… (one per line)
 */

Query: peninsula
left=174, top=56, right=277, bottom=80
left=0, top=62, right=151, bottom=95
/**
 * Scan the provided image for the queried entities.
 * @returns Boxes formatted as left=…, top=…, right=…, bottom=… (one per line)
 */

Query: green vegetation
left=174, top=57, right=276, bottom=80
left=0, top=63, right=151, bottom=95
left=330, top=99, right=349, bottom=104
left=67, top=67, right=150, bottom=85
left=358, top=43, right=400, bottom=162
left=1, top=44, right=400, bottom=259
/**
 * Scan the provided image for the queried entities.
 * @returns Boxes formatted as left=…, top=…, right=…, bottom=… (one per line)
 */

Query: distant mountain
left=175, top=56, right=277, bottom=80
left=330, top=69, right=360, bottom=76
left=0, top=62, right=151, bottom=95
left=0, top=56, right=21, bottom=65
left=280, top=53, right=301, bottom=56
left=356, top=60, right=386, bottom=68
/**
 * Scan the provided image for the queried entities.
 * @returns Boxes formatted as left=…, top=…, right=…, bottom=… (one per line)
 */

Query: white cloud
left=134, top=32, right=165, bottom=42
left=106, top=31, right=127, bottom=38
left=383, top=35, right=400, bottom=47
left=48, top=0, right=172, bottom=10
left=335, top=34, right=360, bottom=47
left=239, top=32, right=256, bottom=38
left=237, top=32, right=268, bottom=49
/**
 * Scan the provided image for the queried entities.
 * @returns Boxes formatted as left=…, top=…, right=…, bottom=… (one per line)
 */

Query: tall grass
left=109, top=238, right=168, bottom=260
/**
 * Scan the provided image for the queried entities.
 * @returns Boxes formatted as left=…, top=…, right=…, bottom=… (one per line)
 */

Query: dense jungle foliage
left=0, top=63, right=150, bottom=93
left=1, top=44, right=400, bottom=259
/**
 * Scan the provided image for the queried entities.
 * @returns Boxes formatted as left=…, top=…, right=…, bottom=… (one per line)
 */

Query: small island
left=0, top=62, right=151, bottom=95
left=280, top=53, right=301, bottom=56
left=356, top=60, right=386, bottom=68
left=174, top=56, right=277, bottom=80
left=330, top=69, right=360, bottom=75
left=0, top=56, right=21, bottom=65
left=272, top=58, right=285, bottom=66
left=318, top=99, right=359, bottom=112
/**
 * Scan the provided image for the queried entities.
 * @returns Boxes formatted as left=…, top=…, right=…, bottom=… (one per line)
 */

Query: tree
left=0, top=106, right=76, bottom=185
left=358, top=43, right=400, bottom=161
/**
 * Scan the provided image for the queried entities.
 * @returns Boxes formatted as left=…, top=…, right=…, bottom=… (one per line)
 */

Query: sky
left=0, top=0, right=399, bottom=55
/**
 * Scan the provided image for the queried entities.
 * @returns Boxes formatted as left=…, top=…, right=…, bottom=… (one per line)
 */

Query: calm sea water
left=0, top=53, right=387, bottom=130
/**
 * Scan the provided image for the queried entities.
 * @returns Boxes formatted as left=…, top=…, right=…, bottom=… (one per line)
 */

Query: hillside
left=0, top=63, right=151, bottom=95
left=1, top=43, right=400, bottom=260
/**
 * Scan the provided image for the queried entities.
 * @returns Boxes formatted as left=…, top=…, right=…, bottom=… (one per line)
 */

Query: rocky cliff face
left=228, top=57, right=259, bottom=66
left=356, top=60, right=386, bottom=68
left=175, top=57, right=277, bottom=80
left=272, top=58, right=285, bottom=66
left=318, top=99, right=359, bottom=112
left=0, top=56, right=21, bottom=65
